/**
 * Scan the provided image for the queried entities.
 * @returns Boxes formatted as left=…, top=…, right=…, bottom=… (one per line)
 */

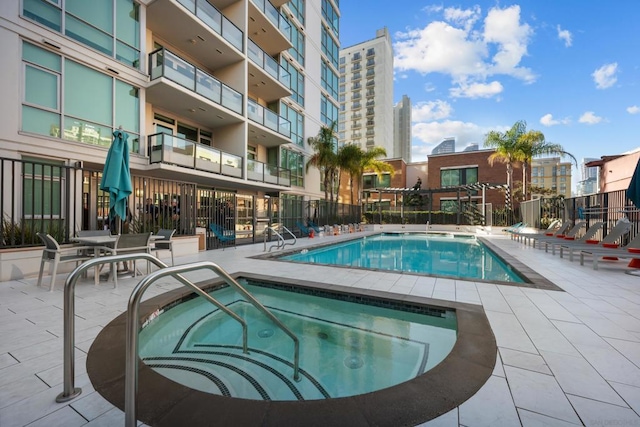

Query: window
left=23, top=0, right=140, bottom=68
left=321, top=27, right=339, bottom=69
left=23, top=156, right=65, bottom=218
left=440, top=200, right=458, bottom=213
left=440, top=167, right=478, bottom=187
left=363, top=173, right=390, bottom=189
left=280, top=102, right=304, bottom=146
left=321, top=94, right=338, bottom=126
left=281, top=148, right=304, bottom=187
left=286, top=0, right=305, bottom=25
left=285, top=17, right=305, bottom=67
left=22, top=41, right=140, bottom=151
left=280, top=58, right=304, bottom=106
left=321, top=61, right=339, bottom=100
left=321, top=0, right=339, bottom=38
left=560, top=165, right=567, bottom=175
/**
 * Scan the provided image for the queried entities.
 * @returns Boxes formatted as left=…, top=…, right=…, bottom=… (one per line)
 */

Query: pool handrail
left=264, top=223, right=297, bottom=251
left=56, top=253, right=249, bottom=404
left=124, top=261, right=301, bottom=427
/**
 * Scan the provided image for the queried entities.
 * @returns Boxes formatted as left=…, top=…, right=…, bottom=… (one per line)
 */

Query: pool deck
left=2, top=230, right=640, bottom=426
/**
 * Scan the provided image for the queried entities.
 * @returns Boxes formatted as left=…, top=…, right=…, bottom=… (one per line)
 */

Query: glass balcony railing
left=148, top=133, right=242, bottom=178
left=247, top=39, right=291, bottom=88
left=246, top=158, right=291, bottom=186
left=247, top=99, right=291, bottom=139
left=149, top=47, right=243, bottom=115
left=176, top=0, right=243, bottom=52
left=249, top=0, right=291, bottom=41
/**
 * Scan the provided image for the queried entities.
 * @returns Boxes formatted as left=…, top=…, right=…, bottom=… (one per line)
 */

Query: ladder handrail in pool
left=124, top=261, right=301, bottom=427
left=56, top=253, right=249, bottom=404
left=264, top=223, right=297, bottom=251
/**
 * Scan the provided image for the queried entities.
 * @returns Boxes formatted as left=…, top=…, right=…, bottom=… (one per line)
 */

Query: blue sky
left=339, top=0, right=640, bottom=177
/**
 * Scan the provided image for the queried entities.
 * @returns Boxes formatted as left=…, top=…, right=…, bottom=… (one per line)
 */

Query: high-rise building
left=531, top=157, right=573, bottom=198
left=463, top=143, right=479, bottom=152
left=577, top=157, right=599, bottom=195
left=338, top=27, right=394, bottom=155
left=393, top=95, right=412, bottom=163
left=432, top=138, right=456, bottom=154
left=0, top=0, right=339, bottom=240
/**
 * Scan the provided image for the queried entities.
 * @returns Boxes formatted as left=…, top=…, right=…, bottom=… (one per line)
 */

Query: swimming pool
left=281, top=232, right=526, bottom=283
left=138, top=279, right=457, bottom=400
left=87, top=273, right=497, bottom=426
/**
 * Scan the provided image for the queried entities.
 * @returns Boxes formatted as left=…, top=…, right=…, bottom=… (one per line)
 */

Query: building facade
left=393, top=94, right=411, bottom=163
left=338, top=27, right=394, bottom=155
left=431, top=137, right=455, bottom=155
left=0, top=0, right=340, bottom=244
left=577, top=157, right=599, bottom=195
left=531, top=157, right=572, bottom=198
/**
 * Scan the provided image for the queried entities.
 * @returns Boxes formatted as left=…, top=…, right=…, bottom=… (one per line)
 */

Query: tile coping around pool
left=251, top=232, right=563, bottom=291
left=86, top=272, right=497, bottom=427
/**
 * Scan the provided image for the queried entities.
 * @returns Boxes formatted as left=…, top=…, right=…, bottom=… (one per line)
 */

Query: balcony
left=366, top=90, right=375, bottom=98
left=351, top=113, right=361, bottom=120
left=352, top=122, right=361, bottom=129
left=247, top=99, right=291, bottom=147
left=247, top=39, right=292, bottom=101
left=351, top=84, right=361, bottom=91
left=247, top=159, right=291, bottom=186
left=366, top=70, right=375, bottom=77
left=351, top=133, right=362, bottom=139
left=352, top=102, right=362, bottom=110
left=366, top=49, right=375, bottom=57
left=366, top=100, right=375, bottom=107
left=148, top=133, right=243, bottom=179
left=351, top=73, right=362, bottom=81
left=147, top=48, right=244, bottom=129
left=248, top=0, right=292, bottom=56
left=366, top=108, right=375, bottom=117
left=366, top=80, right=375, bottom=87
left=147, top=0, right=244, bottom=72
left=351, top=93, right=361, bottom=100
left=351, top=65, right=362, bottom=72
left=366, top=59, right=375, bottom=67
left=366, top=130, right=375, bottom=136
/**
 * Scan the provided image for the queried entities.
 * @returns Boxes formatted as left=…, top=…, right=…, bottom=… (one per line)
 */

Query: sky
left=338, top=0, right=640, bottom=184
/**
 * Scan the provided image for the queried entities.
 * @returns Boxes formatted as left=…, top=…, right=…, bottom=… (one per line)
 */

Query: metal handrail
left=56, top=253, right=248, bottom=404
left=263, top=223, right=297, bottom=251
left=125, top=261, right=300, bottom=427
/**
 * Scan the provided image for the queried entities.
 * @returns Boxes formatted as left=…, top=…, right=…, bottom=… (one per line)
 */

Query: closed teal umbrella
left=100, top=129, right=132, bottom=225
left=628, top=157, right=640, bottom=209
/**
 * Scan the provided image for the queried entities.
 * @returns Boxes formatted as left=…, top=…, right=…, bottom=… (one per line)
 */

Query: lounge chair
left=529, top=221, right=586, bottom=251
left=579, top=232, right=640, bottom=270
left=514, top=220, right=567, bottom=244
left=504, top=222, right=526, bottom=237
left=307, top=220, right=322, bottom=233
left=542, top=222, right=605, bottom=255
left=557, top=220, right=633, bottom=261
left=210, top=223, right=236, bottom=249
left=296, top=221, right=317, bottom=237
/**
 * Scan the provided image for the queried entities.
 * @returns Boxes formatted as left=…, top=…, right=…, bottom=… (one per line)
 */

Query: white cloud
left=592, top=63, right=618, bottom=89
left=540, top=113, right=570, bottom=126
left=557, top=25, right=572, bottom=47
left=579, top=111, right=603, bottom=124
left=393, top=5, right=536, bottom=99
left=627, top=105, right=640, bottom=114
left=411, top=120, right=491, bottom=160
left=412, top=100, right=453, bottom=122
left=450, top=80, right=503, bottom=98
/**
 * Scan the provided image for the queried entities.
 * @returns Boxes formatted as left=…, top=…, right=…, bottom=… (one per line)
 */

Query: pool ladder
left=264, top=223, right=297, bottom=251
left=56, top=253, right=301, bottom=427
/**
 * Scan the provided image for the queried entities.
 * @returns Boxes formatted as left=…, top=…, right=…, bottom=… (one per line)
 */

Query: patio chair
left=296, top=221, right=314, bottom=237
left=513, top=220, right=566, bottom=244
left=543, top=221, right=605, bottom=255
left=209, top=224, right=236, bottom=249
left=529, top=221, right=586, bottom=250
left=153, top=228, right=176, bottom=266
left=579, top=232, right=640, bottom=270
left=113, top=232, right=153, bottom=283
left=37, top=233, right=97, bottom=291
left=558, top=220, right=633, bottom=261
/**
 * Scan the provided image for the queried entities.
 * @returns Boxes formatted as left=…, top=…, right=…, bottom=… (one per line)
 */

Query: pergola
left=364, top=182, right=508, bottom=225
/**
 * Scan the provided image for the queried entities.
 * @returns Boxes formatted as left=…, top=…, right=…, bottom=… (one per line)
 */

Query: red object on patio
left=564, top=236, right=575, bottom=240
left=603, top=243, right=619, bottom=249
left=555, top=234, right=565, bottom=238
left=586, top=240, right=599, bottom=244
left=545, top=232, right=554, bottom=236
left=628, top=249, right=640, bottom=268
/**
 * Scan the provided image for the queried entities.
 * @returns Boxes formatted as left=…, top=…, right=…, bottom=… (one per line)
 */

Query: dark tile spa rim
left=86, top=272, right=497, bottom=427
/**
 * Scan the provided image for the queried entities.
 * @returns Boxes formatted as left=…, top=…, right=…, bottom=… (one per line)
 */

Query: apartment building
left=431, top=137, right=455, bottom=155
left=393, top=94, right=411, bottom=163
left=531, top=157, right=572, bottom=198
left=0, top=0, right=340, bottom=245
left=338, top=27, right=393, bottom=155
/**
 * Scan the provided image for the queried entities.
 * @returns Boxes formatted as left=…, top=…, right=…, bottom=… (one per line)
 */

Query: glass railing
left=148, top=133, right=242, bottom=178
left=247, top=39, right=291, bottom=88
left=176, top=0, right=243, bottom=52
left=247, top=99, right=291, bottom=139
left=149, top=47, right=243, bottom=115
left=250, top=0, right=291, bottom=41
left=247, top=158, right=291, bottom=186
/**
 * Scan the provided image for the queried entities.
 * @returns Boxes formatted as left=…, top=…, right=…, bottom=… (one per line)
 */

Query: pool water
left=281, top=232, right=526, bottom=283
left=138, top=281, right=457, bottom=401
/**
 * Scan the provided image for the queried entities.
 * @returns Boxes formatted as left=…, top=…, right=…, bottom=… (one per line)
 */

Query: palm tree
left=306, top=122, right=338, bottom=201
left=484, top=121, right=526, bottom=208
left=338, top=145, right=393, bottom=205
left=515, top=131, right=577, bottom=201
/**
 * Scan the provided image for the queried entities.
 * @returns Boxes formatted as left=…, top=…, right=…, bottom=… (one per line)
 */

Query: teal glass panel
left=115, top=80, right=139, bottom=133
left=116, top=40, right=139, bottom=68
left=65, top=14, right=113, bottom=56
left=22, top=42, right=61, bottom=72
left=64, top=60, right=112, bottom=125
left=25, top=66, right=58, bottom=109
left=66, top=0, right=113, bottom=33
left=22, top=106, right=61, bottom=137
left=116, top=0, right=139, bottom=48
left=23, top=0, right=61, bottom=32
left=63, top=117, right=112, bottom=146
left=466, top=168, right=478, bottom=184
left=24, top=178, right=62, bottom=216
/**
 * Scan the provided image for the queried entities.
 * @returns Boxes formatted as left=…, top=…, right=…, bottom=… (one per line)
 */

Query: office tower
left=432, top=138, right=456, bottom=154
left=338, top=27, right=394, bottom=155
left=393, top=95, right=412, bottom=162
